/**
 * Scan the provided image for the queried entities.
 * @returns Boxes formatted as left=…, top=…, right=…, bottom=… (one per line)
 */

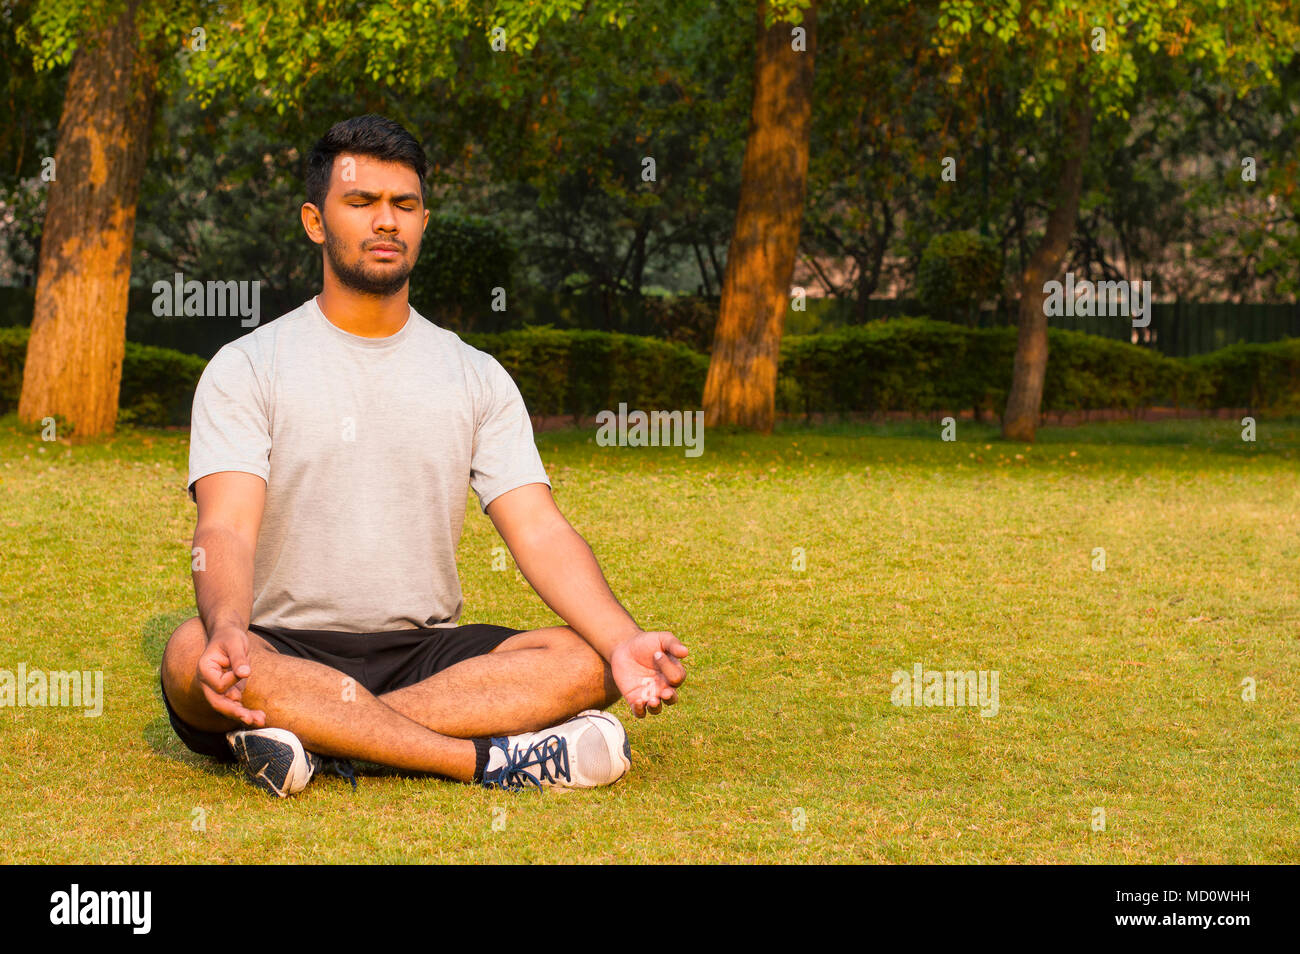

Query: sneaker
left=481, top=709, right=631, bottom=791
left=226, top=727, right=358, bottom=797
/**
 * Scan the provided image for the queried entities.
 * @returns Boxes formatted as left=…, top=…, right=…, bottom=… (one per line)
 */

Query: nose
left=373, top=200, right=400, bottom=234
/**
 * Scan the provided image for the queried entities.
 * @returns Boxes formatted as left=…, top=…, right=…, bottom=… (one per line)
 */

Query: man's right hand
left=198, top=625, right=265, bottom=727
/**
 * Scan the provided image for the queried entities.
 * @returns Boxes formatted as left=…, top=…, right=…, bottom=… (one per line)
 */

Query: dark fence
left=1135, top=303, right=1300, bottom=358
left=853, top=298, right=1300, bottom=358
left=1018, top=301, right=1300, bottom=357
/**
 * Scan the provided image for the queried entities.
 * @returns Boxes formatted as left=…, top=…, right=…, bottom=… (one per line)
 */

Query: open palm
left=610, top=630, right=689, bottom=718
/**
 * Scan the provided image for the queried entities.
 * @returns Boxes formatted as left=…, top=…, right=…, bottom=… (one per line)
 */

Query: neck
left=316, top=278, right=410, bottom=338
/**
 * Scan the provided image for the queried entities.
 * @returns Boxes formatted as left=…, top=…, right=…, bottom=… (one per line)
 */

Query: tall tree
left=703, top=0, right=816, bottom=432
left=15, top=0, right=171, bottom=437
left=1001, top=87, right=1091, bottom=439
left=935, top=0, right=1300, bottom=441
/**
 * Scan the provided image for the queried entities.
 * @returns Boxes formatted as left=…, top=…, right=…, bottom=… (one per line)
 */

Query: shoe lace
left=497, top=734, right=571, bottom=790
left=318, top=756, right=359, bottom=791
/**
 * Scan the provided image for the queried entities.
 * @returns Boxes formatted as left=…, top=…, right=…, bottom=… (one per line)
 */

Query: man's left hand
left=610, top=630, right=689, bottom=718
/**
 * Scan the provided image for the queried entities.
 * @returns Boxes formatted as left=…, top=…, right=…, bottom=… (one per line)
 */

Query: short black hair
left=305, top=114, right=428, bottom=210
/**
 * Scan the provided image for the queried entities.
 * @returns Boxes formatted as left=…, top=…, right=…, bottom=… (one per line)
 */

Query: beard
left=322, top=220, right=419, bottom=297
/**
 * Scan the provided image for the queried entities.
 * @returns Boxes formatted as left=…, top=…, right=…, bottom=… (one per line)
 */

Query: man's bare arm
left=487, top=483, right=688, bottom=717
left=191, top=470, right=267, bottom=725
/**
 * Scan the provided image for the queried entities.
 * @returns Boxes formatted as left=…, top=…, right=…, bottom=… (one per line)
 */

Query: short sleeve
left=186, top=345, right=271, bottom=503
left=469, top=356, right=551, bottom=514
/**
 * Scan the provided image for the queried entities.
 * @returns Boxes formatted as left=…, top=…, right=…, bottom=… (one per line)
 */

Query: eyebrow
left=339, top=189, right=422, bottom=203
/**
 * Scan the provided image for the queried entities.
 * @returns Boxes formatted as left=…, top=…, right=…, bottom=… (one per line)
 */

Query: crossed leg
left=379, top=626, right=621, bottom=738
left=160, top=618, right=622, bottom=784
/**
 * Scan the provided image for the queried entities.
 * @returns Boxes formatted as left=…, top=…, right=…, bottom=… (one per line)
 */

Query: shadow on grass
left=139, top=611, right=232, bottom=778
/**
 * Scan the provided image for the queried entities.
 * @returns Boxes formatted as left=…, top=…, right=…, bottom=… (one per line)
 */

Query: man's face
left=307, top=154, right=429, bottom=296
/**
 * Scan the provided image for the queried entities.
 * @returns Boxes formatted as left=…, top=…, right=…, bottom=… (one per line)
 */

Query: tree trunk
left=692, top=240, right=713, bottom=296
left=705, top=240, right=724, bottom=294
left=853, top=201, right=891, bottom=323
left=17, top=0, right=159, bottom=439
left=703, top=0, right=816, bottom=432
left=1001, top=95, right=1091, bottom=442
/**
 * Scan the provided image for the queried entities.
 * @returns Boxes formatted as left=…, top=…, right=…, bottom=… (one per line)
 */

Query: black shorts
left=160, top=622, right=524, bottom=763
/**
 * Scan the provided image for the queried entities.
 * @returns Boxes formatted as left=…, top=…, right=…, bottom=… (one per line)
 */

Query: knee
left=161, top=616, right=208, bottom=697
left=557, top=628, right=621, bottom=709
left=238, top=643, right=288, bottom=707
left=160, top=616, right=240, bottom=731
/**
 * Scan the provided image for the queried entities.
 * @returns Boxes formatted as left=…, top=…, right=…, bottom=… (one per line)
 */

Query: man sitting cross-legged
left=160, top=114, right=688, bottom=796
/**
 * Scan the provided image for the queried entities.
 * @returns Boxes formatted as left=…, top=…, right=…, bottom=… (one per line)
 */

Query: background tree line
left=1, top=0, right=1298, bottom=441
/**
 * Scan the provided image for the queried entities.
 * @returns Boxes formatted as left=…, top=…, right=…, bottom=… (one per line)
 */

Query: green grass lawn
left=1, top=412, right=1297, bottom=863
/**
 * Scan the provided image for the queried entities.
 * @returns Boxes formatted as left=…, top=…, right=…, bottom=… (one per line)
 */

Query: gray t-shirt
left=186, top=296, right=550, bottom=633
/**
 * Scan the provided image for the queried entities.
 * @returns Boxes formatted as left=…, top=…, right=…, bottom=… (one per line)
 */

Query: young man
left=160, top=115, right=689, bottom=796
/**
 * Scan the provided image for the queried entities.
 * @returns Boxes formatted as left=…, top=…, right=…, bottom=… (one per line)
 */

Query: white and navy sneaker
left=482, top=709, right=632, bottom=791
left=226, top=727, right=357, bottom=797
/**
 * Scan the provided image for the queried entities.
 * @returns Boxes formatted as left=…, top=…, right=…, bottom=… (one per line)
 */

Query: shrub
left=1186, top=338, right=1300, bottom=414
left=915, top=231, right=1002, bottom=326
left=459, top=325, right=709, bottom=418
left=407, top=215, right=515, bottom=332
left=2, top=322, right=1296, bottom=429
left=0, top=327, right=205, bottom=427
left=775, top=319, right=1298, bottom=418
left=641, top=294, right=719, bottom=352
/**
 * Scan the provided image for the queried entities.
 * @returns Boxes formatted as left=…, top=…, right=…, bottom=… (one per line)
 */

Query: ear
left=301, top=202, right=325, bottom=246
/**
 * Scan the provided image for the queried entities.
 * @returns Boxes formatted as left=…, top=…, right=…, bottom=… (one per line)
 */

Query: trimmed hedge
left=0, top=323, right=709, bottom=429
left=0, top=327, right=209, bottom=429
left=1, top=318, right=1297, bottom=430
left=777, top=318, right=1300, bottom=417
left=1185, top=338, right=1300, bottom=415
left=460, top=325, right=710, bottom=418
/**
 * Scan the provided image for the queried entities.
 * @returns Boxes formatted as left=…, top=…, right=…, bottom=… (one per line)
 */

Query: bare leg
left=238, top=647, right=477, bottom=780
left=379, top=625, right=622, bottom=738
left=162, top=618, right=476, bottom=781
